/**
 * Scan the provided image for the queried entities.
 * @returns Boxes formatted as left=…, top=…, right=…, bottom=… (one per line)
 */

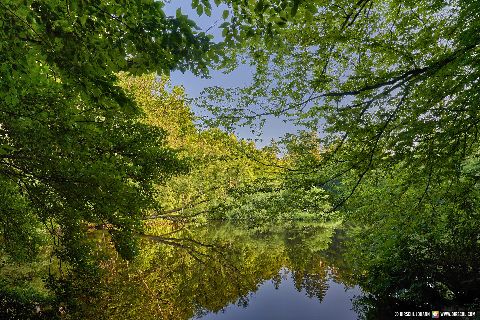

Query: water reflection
left=83, top=221, right=360, bottom=320
left=196, top=268, right=359, bottom=320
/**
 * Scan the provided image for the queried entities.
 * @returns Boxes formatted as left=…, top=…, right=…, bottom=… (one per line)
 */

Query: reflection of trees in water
left=281, top=223, right=347, bottom=303
left=71, top=221, right=354, bottom=320
left=66, top=220, right=480, bottom=320
left=291, top=270, right=329, bottom=302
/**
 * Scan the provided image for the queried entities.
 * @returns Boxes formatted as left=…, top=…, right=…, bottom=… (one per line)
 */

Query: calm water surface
left=89, top=221, right=363, bottom=320
left=196, top=268, right=360, bottom=320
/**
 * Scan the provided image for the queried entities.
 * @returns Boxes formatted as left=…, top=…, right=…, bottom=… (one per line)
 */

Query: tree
left=0, top=0, right=216, bottom=270
left=119, top=73, right=286, bottom=222
left=206, top=0, right=480, bottom=201
left=200, top=0, right=480, bottom=307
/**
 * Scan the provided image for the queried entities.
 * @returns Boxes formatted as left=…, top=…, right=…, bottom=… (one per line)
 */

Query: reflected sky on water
left=196, top=268, right=360, bottom=320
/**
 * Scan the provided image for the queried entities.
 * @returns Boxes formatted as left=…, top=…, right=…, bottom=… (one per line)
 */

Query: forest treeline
left=120, top=74, right=334, bottom=223
left=1, top=0, right=479, bottom=318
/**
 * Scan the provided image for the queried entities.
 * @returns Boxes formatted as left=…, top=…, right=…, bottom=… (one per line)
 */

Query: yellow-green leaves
left=0, top=0, right=219, bottom=286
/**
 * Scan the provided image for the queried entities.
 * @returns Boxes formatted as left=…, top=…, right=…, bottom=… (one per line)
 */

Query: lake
left=195, top=268, right=360, bottom=320
left=83, top=221, right=364, bottom=319
left=8, top=220, right=476, bottom=319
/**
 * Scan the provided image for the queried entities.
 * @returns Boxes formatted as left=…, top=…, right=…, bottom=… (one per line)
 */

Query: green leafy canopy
left=0, top=0, right=217, bottom=268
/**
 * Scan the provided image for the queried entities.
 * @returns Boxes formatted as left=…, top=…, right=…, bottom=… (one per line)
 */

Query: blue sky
left=163, top=1, right=303, bottom=147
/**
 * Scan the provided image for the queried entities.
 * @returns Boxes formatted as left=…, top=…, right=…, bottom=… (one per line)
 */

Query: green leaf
left=254, top=0, right=264, bottom=13
left=222, top=9, right=229, bottom=19
left=291, top=1, right=299, bottom=17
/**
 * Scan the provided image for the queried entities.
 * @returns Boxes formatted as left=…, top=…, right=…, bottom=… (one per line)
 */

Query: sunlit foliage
left=202, top=0, right=480, bottom=311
